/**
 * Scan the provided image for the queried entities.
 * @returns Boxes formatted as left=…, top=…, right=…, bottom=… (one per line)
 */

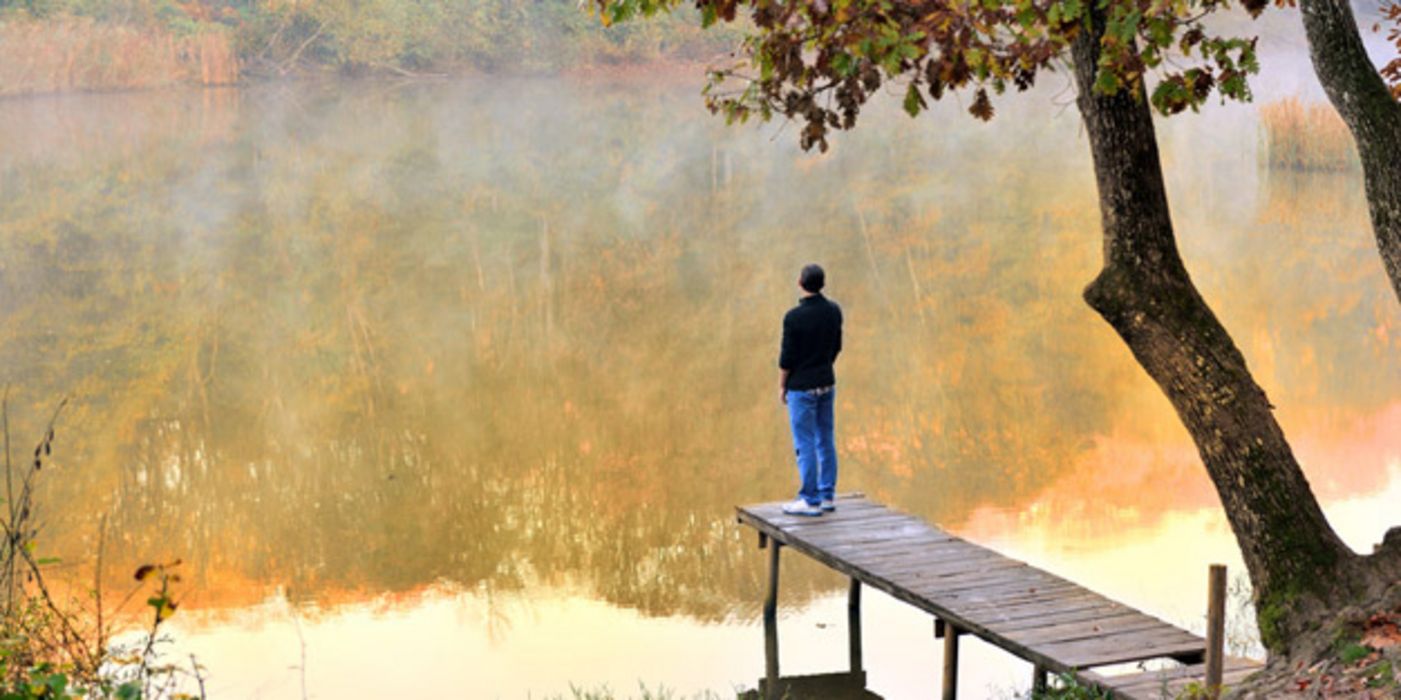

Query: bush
left=1259, top=98, right=1359, bottom=172
left=0, top=396, right=201, bottom=699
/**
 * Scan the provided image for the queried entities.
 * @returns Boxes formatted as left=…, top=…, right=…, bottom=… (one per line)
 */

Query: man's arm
left=779, top=313, right=794, bottom=403
left=833, top=306, right=842, bottom=361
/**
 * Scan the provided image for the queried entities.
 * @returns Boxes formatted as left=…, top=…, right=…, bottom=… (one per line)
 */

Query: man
left=778, top=263, right=843, bottom=517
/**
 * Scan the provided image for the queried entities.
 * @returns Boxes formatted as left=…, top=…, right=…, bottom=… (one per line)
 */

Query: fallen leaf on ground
left=1360, top=619, right=1401, bottom=649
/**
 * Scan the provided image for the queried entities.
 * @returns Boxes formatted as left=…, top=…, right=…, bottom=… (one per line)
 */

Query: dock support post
left=763, top=541, right=781, bottom=621
left=1205, top=564, right=1227, bottom=699
left=941, top=619, right=959, bottom=700
left=847, top=578, right=862, bottom=672
left=763, top=611, right=779, bottom=700
left=760, top=538, right=782, bottom=699
left=1032, top=665, right=1049, bottom=694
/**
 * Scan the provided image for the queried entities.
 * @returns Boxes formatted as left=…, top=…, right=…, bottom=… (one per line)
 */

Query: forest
left=0, top=0, right=739, bottom=95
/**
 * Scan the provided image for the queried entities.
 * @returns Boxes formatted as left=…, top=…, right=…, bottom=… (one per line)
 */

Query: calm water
left=0, top=73, right=1398, bottom=698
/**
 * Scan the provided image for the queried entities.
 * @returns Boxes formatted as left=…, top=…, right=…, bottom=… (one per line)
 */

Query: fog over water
left=0, top=20, right=1399, bottom=696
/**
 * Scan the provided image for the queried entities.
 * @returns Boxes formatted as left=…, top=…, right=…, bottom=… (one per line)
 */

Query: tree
left=594, top=0, right=1401, bottom=660
left=1297, top=0, right=1401, bottom=303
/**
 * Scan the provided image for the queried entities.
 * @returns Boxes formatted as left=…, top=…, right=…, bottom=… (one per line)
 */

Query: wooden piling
left=1033, top=664, right=1049, bottom=694
left=763, top=542, right=781, bottom=621
left=763, top=613, right=779, bottom=700
left=942, top=620, right=959, bottom=700
left=848, top=578, right=863, bottom=672
left=1205, top=564, right=1227, bottom=699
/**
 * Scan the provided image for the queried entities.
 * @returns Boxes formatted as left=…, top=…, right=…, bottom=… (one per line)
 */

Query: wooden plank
left=1116, top=665, right=1256, bottom=695
left=876, top=555, right=1026, bottom=583
left=1033, top=623, right=1202, bottom=656
left=875, top=550, right=1024, bottom=575
left=800, top=519, right=941, bottom=544
left=986, top=601, right=1128, bottom=627
left=997, top=609, right=1160, bottom=637
left=844, top=546, right=1005, bottom=573
left=743, top=497, right=884, bottom=517
left=942, top=575, right=1084, bottom=600
left=990, top=604, right=1150, bottom=633
left=805, top=525, right=947, bottom=546
left=742, top=504, right=878, bottom=523
left=1060, top=639, right=1207, bottom=670
left=772, top=506, right=908, bottom=524
left=1007, top=614, right=1180, bottom=647
left=966, top=591, right=1121, bottom=622
left=823, top=535, right=964, bottom=557
left=932, top=578, right=1085, bottom=606
left=771, top=520, right=926, bottom=544
left=759, top=510, right=902, bottom=531
left=901, top=565, right=1043, bottom=594
left=823, top=546, right=990, bottom=573
left=817, top=524, right=954, bottom=543
left=1038, top=627, right=1206, bottom=669
left=894, top=557, right=1038, bottom=581
left=1090, top=658, right=1261, bottom=698
left=899, top=567, right=1038, bottom=593
left=828, top=537, right=981, bottom=560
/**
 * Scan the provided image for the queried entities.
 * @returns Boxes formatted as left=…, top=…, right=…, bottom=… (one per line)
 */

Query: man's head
left=798, top=264, right=826, bottom=294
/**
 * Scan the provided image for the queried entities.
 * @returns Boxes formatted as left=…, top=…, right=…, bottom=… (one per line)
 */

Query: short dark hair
left=799, top=264, right=825, bottom=293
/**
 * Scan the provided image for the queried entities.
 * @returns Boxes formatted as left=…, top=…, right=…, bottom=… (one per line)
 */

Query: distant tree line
left=0, top=0, right=740, bottom=78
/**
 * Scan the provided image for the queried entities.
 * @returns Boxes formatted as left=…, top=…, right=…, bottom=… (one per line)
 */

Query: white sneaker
left=781, top=499, right=822, bottom=517
left=821, top=499, right=836, bottom=512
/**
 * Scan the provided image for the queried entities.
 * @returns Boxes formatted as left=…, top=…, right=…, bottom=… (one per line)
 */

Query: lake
left=0, top=71, right=1397, bottom=698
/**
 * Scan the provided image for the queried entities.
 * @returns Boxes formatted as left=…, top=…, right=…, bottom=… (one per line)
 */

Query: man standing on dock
left=779, top=263, right=843, bottom=517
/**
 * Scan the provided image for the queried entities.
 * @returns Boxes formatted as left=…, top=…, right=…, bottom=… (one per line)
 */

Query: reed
left=1259, top=97, right=1358, bottom=172
left=0, top=15, right=238, bottom=98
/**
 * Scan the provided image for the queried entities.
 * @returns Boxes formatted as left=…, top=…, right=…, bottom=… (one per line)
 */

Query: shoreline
left=0, top=58, right=723, bottom=104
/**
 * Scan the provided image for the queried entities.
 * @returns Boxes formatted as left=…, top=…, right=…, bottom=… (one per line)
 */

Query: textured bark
left=1069, top=14, right=1359, bottom=655
left=1299, top=0, right=1401, bottom=304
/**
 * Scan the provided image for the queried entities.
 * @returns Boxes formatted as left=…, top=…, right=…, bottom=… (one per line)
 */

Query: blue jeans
left=786, top=388, right=837, bottom=506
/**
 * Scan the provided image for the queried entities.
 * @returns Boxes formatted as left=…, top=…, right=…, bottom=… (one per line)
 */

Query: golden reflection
left=0, top=81, right=1395, bottom=636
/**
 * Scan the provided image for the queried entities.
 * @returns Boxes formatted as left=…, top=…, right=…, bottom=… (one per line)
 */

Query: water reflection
left=742, top=670, right=881, bottom=700
left=0, top=77, right=1396, bottom=672
left=745, top=579, right=877, bottom=700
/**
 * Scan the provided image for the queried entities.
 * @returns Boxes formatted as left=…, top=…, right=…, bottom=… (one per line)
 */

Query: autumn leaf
left=1360, top=613, right=1401, bottom=649
left=904, top=81, right=926, bottom=117
left=969, top=88, right=994, bottom=121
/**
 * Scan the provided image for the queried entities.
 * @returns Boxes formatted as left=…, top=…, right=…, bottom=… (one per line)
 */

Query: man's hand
left=780, top=388, right=787, bottom=405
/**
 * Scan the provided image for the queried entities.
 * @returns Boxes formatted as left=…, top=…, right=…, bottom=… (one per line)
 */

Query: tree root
left=1232, top=581, right=1401, bottom=699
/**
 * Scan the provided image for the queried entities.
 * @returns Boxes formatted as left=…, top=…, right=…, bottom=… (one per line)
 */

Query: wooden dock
left=738, top=494, right=1262, bottom=699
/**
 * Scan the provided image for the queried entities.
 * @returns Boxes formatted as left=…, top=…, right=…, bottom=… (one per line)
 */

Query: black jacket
left=779, top=294, right=843, bottom=390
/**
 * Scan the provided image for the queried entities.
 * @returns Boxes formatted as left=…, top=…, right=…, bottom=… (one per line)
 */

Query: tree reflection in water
left=0, top=79, right=1394, bottom=631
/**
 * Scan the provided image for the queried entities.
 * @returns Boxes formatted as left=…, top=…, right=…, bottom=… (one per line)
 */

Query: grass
left=1340, top=641, right=1373, bottom=665
left=0, top=14, right=237, bottom=98
left=1017, top=672, right=1113, bottom=700
left=543, top=684, right=728, bottom=700
left=1366, top=659, right=1395, bottom=689
left=1259, top=98, right=1359, bottom=172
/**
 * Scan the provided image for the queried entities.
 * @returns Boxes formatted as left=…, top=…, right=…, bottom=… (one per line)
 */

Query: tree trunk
left=1299, top=0, right=1401, bottom=304
left=1068, top=13, right=1360, bottom=655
